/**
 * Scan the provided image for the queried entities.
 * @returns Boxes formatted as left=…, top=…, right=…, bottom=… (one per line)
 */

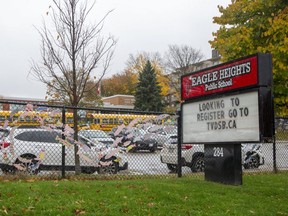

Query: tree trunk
left=73, top=108, right=81, bottom=174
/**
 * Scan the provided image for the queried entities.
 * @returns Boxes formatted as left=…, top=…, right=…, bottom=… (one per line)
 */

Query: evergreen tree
left=134, top=61, right=164, bottom=112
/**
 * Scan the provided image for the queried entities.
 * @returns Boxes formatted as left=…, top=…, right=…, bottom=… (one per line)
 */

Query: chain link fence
left=0, top=101, right=287, bottom=180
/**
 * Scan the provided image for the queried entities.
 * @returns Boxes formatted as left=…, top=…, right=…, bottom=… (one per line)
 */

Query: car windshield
left=14, top=130, right=60, bottom=143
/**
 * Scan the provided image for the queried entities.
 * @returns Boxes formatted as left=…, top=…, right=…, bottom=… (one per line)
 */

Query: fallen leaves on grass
left=1, top=206, right=8, bottom=215
left=73, top=208, right=86, bottom=215
left=147, top=203, right=155, bottom=208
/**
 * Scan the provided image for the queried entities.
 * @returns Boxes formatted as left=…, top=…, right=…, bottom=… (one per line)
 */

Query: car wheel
left=14, top=154, right=40, bottom=175
left=167, top=164, right=177, bottom=173
left=191, top=155, right=204, bottom=173
left=98, top=157, right=119, bottom=174
left=1, top=165, right=16, bottom=175
left=243, top=155, right=260, bottom=169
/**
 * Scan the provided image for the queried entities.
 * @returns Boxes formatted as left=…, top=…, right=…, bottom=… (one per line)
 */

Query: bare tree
left=164, top=44, right=204, bottom=75
left=30, top=0, right=117, bottom=174
left=164, top=44, right=204, bottom=106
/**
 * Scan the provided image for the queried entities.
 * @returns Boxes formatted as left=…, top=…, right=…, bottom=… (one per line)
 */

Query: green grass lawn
left=0, top=172, right=287, bottom=216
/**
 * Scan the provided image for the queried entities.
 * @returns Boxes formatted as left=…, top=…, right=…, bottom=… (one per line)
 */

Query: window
left=67, top=117, right=73, bottom=124
left=25, top=116, right=31, bottom=122
left=19, top=116, right=25, bottom=122
left=78, top=136, right=93, bottom=148
left=114, top=118, right=119, bottom=124
left=0, top=129, right=9, bottom=138
left=94, top=118, right=100, bottom=124
left=15, top=131, right=59, bottom=143
left=32, top=116, right=38, bottom=122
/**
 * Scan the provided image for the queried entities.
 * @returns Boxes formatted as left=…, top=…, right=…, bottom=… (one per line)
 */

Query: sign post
left=181, top=53, right=273, bottom=185
left=204, top=144, right=242, bottom=185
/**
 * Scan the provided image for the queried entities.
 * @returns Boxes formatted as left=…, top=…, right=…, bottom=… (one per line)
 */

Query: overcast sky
left=0, top=0, right=230, bottom=99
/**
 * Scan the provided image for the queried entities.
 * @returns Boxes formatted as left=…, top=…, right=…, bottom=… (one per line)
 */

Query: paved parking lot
left=0, top=142, right=287, bottom=177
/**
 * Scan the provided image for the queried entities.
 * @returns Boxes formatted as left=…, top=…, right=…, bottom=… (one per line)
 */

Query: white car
left=160, top=136, right=204, bottom=173
left=78, top=129, right=114, bottom=145
left=160, top=136, right=265, bottom=173
left=0, top=128, right=128, bottom=175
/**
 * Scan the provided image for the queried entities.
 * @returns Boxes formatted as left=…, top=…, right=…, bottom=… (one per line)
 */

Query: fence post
left=177, top=109, right=182, bottom=177
left=273, top=136, right=278, bottom=173
left=61, top=107, right=66, bottom=178
left=272, top=116, right=278, bottom=173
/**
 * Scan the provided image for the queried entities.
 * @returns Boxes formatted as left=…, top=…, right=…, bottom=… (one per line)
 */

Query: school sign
left=180, top=53, right=274, bottom=185
left=181, top=53, right=273, bottom=144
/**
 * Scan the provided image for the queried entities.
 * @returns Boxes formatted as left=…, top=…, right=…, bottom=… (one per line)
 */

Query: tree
left=78, top=79, right=103, bottom=107
left=209, top=0, right=288, bottom=116
left=164, top=44, right=204, bottom=107
left=134, top=61, right=164, bottom=112
left=46, top=73, right=103, bottom=107
left=30, top=0, right=117, bottom=174
left=164, top=44, right=204, bottom=74
left=101, top=69, right=138, bottom=97
left=125, top=52, right=170, bottom=100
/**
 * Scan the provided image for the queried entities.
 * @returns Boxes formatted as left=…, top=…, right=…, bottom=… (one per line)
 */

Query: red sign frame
left=181, top=55, right=258, bottom=100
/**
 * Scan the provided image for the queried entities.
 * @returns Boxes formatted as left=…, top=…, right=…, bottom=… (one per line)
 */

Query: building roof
left=0, top=96, right=47, bottom=103
left=102, top=94, right=134, bottom=100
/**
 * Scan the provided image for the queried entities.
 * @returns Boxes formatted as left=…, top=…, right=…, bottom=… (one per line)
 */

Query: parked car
left=148, top=125, right=177, bottom=148
left=108, top=126, right=158, bottom=152
left=160, top=136, right=204, bottom=173
left=0, top=128, right=128, bottom=175
left=78, top=129, right=114, bottom=145
left=160, top=136, right=265, bottom=173
left=126, top=128, right=158, bottom=153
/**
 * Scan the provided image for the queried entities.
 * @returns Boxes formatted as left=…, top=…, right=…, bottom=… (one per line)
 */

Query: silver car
left=148, top=125, right=177, bottom=148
